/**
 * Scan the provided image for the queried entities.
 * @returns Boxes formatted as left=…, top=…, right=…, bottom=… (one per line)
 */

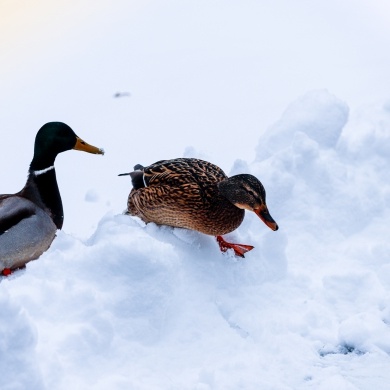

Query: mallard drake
left=0, top=122, right=104, bottom=275
left=119, top=158, right=278, bottom=257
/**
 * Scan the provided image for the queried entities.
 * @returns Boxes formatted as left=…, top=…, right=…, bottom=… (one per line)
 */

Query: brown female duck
left=119, top=158, right=278, bottom=257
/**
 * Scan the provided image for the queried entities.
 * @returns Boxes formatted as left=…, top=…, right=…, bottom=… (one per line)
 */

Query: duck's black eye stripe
left=241, top=185, right=258, bottom=199
left=248, top=190, right=257, bottom=198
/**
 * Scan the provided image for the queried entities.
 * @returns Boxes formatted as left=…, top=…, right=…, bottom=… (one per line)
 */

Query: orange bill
left=74, top=136, right=104, bottom=155
left=254, top=204, right=279, bottom=231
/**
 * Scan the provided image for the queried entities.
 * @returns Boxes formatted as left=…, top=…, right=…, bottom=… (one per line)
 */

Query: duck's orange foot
left=1, top=265, right=26, bottom=277
left=216, top=235, right=254, bottom=258
left=1, top=268, right=12, bottom=277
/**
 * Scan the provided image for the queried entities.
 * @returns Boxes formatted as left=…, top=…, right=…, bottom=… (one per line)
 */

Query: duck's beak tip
left=255, top=205, right=279, bottom=232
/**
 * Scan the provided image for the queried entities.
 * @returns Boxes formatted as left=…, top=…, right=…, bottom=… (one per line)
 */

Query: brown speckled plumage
left=124, top=158, right=278, bottom=236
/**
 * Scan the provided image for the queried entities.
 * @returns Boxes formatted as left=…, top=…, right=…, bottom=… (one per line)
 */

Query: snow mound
left=2, top=92, right=390, bottom=389
left=256, top=89, right=349, bottom=162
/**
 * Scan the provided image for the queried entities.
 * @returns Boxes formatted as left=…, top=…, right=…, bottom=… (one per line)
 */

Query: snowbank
left=1, top=91, right=390, bottom=390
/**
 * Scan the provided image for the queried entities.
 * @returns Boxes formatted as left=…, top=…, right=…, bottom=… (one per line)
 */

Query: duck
left=119, top=158, right=278, bottom=257
left=0, top=122, right=104, bottom=276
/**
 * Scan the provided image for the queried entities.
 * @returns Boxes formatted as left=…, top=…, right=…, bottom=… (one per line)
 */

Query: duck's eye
left=248, top=190, right=257, bottom=198
left=243, top=186, right=257, bottom=199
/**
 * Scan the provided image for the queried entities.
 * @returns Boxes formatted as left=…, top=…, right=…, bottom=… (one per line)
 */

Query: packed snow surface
left=1, top=90, right=390, bottom=389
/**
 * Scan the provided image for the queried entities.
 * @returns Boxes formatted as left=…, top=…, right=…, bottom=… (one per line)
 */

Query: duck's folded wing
left=0, top=196, right=56, bottom=269
left=0, top=197, right=36, bottom=235
left=144, top=158, right=226, bottom=187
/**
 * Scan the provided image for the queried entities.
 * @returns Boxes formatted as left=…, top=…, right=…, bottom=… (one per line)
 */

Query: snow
left=2, top=89, right=390, bottom=389
left=1, top=1, right=390, bottom=389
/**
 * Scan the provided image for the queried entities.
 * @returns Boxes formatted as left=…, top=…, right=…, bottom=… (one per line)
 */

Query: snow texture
left=2, top=90, right=390, bottom=390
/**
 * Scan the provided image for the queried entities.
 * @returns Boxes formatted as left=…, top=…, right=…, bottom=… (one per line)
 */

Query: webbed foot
left=1, top=265, right=26, bottom=277
left=216, top=235, right=254, bottom=258
left=1, top=268, right=12, bottom=276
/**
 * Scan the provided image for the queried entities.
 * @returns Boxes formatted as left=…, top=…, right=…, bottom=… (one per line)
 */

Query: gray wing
left=0, top=196, right=35, bottom=235
left=0, top=196, right=57, bottom=270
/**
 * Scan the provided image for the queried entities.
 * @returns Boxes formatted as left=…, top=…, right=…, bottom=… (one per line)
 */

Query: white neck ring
left=34, top=166, right=55, bottom=176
